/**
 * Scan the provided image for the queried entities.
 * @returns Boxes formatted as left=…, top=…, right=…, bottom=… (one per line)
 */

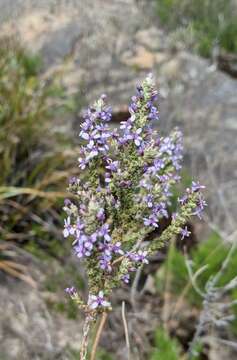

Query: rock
left=154, top=52, right=170, bottom=65
left=121, top=45, right=156, bottom=69
left=159, top=58, right=181, bottom=81
left=218, top=52, right=237, bottom=78
left=158, top=51, right=237, bottom=233
left=135, top=27, right=165, bottom=51
left=0, top=257, right=83, bottom=360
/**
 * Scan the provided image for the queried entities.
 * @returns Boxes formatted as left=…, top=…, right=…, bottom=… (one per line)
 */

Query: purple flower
left=63, top=217, right=75, bottom=238
left=99, top=257, right=112, bottom=272
left=146, top=158, right=165, bottom=175
left=155, top=202, right=168, bottom=218
left=97, top=208, right=105, bottom=222
left=148, top=106, right=159, bottom=121
left=178, top=195, right=188, bottom=206
left=121, top=274, right=130, bottom=284
left=129, top=101, right=138, bottom=113
left=194, top=195, right=207, bottom=219
left=105, top=172, right=112, bottom=183
left=133, top=128, right=143, bottom=147
left=76, top=218, right=84, bottom=231
left=69, top=176, right=78, bottom=186
left=180, top=226, right=191, bottom=240
left=88, top=291, right=111, bottom=310
left=98, top=224, right=111, bottom=242
left=111, top=242, right=124, bottom=255
left=144, top=194, right=154, bottom=208
left=120, top=119, right=133, bottom=131
left=128, top=250, right=149, bottom=264
left=144, top=214, right=158, bottom=228
left=106, top=160, right=119, bottom=172
left=140, top=178, right=152, bottom=190
left=191, top=181, right=206, bottom=192
left=64, top=198, right=71, bottom=207
left=78, top=157, right=88, bottom=170
left=65, top=286, right=77, bottom=297
left=90, top=232, right=98, bottom=243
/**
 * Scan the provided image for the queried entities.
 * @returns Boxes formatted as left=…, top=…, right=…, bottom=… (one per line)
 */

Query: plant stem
left=90, top=312, right=108, bottom=360
left=80, top=315, right=93, bottom=360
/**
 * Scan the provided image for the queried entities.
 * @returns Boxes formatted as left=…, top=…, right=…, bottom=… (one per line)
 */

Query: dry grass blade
left=0, top=186, right=67, bottom=200
left=0, top=260, right=36, bottom=288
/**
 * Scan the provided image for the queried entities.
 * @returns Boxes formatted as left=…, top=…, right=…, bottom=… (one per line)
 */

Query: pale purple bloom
left=65, top=286, right=77, bottom=296
left=74, top=243, right=85, bottom=258
left=64, top=198, right=71, bottom=207
left=140, top=178, right=152, bottom=190
left=99, top=257, right=112, bottom=272
left=63, top=217, right=75, bottom=238
left=90, top=232, right=98, bottom=243
left=78, top=157, right=88, bottom=170
left=144, top=214, right=158, bottom=227
left=105, top=173, right=112, bottom=183
left=84, top=240, right=93, bottom=251
left=98, top=224, right=111, bottom=242
left=97, top=208, right=105, bottom=222
left=111, top=242, right=124, bottom=255
left=106, top=160, right=119, bottom=172
left=88, top=291, right=111, bottom=310
left=133, top=128, right=143, bottom=147
left=148, top=106, right=159, bottom=121
left=144, top=194, right=154, bottom=208
left=122, top=274, right=130, bottom=284
left=76, top=218, right=84, bottom=232
left=120, top=120, right=132, bottom=131
left=129, top=101, right=138, bottom=113
left=136, top=250, right=149, bottom=264
left=191, top=181, right=206, bottom=192
left=194, top=195, right=207, bottom=219
left=128, top=250, right=149, bottom=264
left=172, top=212, right=178, bottom=221
left=69, top=176, right=78, bottom=186
left=180, top=226, right=191, bottom=240
left=146, top=158, right=165, bottom=174
left=178, top=195, right=188, bottom=206
left=155, top=202, right=168, bottom=218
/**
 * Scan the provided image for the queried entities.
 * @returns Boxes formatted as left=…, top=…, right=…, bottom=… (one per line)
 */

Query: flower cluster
left=63, top=74, right=206, bottom=315
left=78, top=95, right=112, bottom=170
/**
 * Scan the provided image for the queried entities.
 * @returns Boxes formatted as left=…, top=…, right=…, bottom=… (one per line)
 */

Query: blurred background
left=0, top=0, right=237, bottom=359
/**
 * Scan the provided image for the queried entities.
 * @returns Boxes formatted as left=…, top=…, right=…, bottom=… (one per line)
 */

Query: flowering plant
left=63, top=74, right=206, bottom=359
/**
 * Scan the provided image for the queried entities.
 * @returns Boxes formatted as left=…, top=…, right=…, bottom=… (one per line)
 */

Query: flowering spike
left=63, top=74, right=206, bottom=319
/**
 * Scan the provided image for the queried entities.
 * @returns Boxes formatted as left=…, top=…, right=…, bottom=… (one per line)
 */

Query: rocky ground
left=0, top=0, right=237, bottom=359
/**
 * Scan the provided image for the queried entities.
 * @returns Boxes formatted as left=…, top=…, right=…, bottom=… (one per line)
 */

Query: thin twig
left=80, top=315, right=93, bottom=360
left=162, top=236, right=175, bottom=331
left=121, top=301, right=131, bottom=360
left=90, top=312, right=108, bottom=360
left=130, top=265, right=143, bottom=311
left=112, top=255, right=124, bottom=266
